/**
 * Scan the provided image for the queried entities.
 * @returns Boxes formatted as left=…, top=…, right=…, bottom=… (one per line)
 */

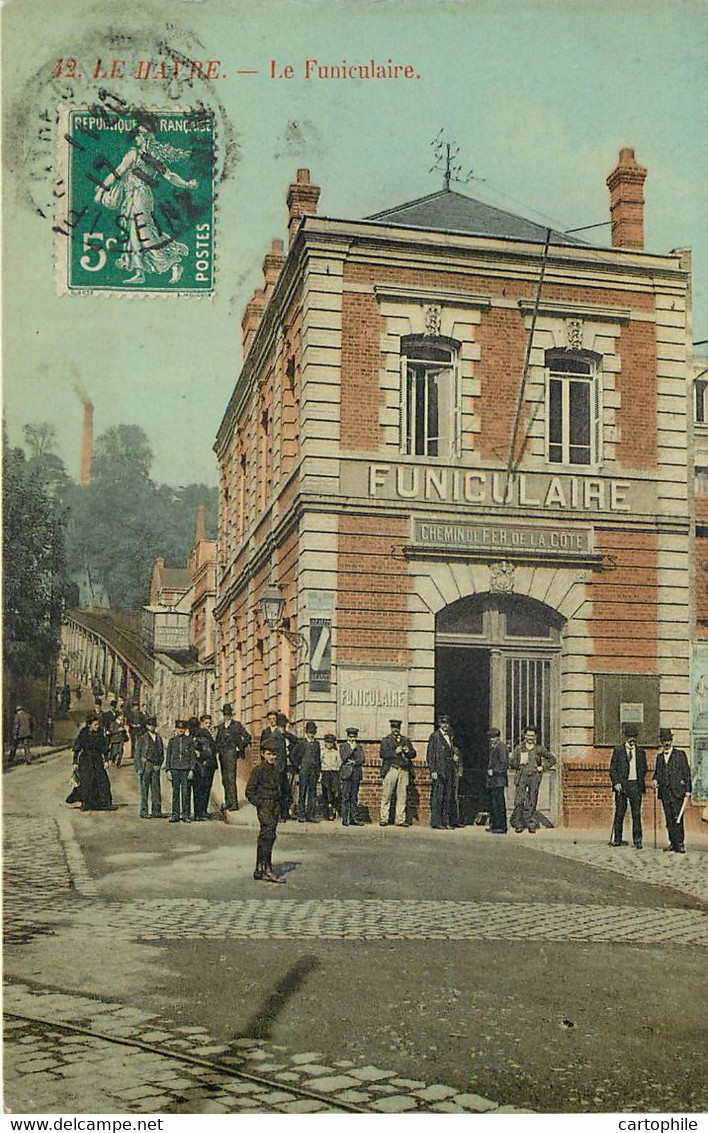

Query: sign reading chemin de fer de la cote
left=339, top=460, right=653, bottom=514
left=413, top=519, right=591, bottom=556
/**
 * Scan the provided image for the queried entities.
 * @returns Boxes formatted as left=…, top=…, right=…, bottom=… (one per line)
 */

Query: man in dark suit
left=134, top=715, right=164, bottom=818
left=609, top=722, right=647, bottom=849
left=486, top=728, right=509, bottom=834
left=653, top=727, right=692, bottom=853
left=214, top=703, right=251, bottom=813
left=260, top=711, right=299, bottom=820
left=426, top=715, right=456, bottom=829
left=297, top=720, right=321, bottom=823
left=339, top=727, right=365, bottom=826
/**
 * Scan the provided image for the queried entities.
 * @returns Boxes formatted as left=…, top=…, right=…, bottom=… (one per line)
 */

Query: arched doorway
left=435, top=593, right=564, bottom=824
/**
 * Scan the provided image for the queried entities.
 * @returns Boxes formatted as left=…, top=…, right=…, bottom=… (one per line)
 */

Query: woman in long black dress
left=66, top=715, right=114, bottom=810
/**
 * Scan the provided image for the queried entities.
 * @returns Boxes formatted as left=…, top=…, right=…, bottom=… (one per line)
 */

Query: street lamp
left=259, top=585, right=286, bottom=631
left=258, top=585, right=307, bottom=652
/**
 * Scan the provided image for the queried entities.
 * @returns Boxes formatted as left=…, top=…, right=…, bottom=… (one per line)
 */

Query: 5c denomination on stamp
left=56, top=102, right=215, bottom=295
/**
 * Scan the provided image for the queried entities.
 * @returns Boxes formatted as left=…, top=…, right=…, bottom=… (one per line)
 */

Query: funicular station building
left=215, top=150, right=701, bottom=828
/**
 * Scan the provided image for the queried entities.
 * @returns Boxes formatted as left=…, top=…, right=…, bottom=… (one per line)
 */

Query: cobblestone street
left=4, top=753, right=708, bottom=1115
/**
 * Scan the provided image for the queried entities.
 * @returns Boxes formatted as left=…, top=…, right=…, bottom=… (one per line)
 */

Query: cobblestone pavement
left=5, top=815, right=707, bottom=949
left=5, top=803, right=708, bottom=1114
left=5, top=982, right=525, bottom=1115
left=531, top=838, right=708, bottom=902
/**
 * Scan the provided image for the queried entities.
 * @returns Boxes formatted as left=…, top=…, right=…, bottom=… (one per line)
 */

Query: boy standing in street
left=246, top=738, right=285, bottom=883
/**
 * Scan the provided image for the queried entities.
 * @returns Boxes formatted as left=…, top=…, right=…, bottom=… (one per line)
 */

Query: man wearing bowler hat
left=379, top=719, right=416, bottom=827
left=340, top=727, right=365, bottom=826
left=215, top=703, right=251, bottom=814
left=653, top=728, right=692, bottom=853
left=609, top=722, right=647, bottom=849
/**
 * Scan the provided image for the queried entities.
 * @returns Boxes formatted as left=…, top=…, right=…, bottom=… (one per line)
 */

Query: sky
left=3, top=0, right=707, bottom=487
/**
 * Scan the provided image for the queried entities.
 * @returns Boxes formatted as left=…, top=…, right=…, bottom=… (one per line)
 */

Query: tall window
left=695, top=378, right=708, bottom=425
left=400, top=335, right=458, bottom=457
left=546, top=349, right=601, bottom=467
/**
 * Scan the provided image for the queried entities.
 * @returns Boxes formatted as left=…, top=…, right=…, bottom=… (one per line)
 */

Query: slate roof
left=366, top=189, right=585, bottom=246
left=158, top=567, right=193, bottom=591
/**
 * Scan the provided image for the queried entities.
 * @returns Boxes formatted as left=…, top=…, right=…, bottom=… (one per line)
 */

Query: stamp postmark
left=55, top=101, right=216, bottom=295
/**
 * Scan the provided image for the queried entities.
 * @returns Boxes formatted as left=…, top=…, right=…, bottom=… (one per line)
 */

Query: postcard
left=3, top=0, right=707, bottom=1122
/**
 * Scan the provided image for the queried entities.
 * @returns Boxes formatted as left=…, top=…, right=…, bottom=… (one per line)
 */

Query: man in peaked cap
left=379, top=719, right=416, bottom=827
left=486, top=728, right=509, bottom=834
left=340, top=727, right=365, bottom=826
left=653, top=728, right=692, bottom=853
left=609, top=722, right=648, bottom=849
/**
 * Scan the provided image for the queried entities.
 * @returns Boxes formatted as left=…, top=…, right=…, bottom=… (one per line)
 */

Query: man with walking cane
left=653, top=728, right=692, bottom=854
left=609, top=722, right=647, bottom=849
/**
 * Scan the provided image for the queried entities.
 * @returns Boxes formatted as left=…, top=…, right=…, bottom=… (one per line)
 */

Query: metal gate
left=505, top=655, right=553, bottom=749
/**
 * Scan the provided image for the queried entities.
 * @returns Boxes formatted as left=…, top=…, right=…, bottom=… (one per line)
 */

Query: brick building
left=215, top=151, right=703, bottom=828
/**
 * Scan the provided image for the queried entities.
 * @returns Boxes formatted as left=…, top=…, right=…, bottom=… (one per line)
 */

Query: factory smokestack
left=79, top=401, right=93, bottom=485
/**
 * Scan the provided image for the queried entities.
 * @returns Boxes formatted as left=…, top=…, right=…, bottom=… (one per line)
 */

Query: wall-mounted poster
left=691, top=644, right=708, bottom=802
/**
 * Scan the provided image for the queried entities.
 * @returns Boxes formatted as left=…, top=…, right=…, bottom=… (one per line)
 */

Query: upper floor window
left=695, top=378, right=708, bottom=425
left=400, top=335, right=459, bottom=458
left=696, top=466, right=708, bottom=494
left=546, top=349, right=601, bottom=467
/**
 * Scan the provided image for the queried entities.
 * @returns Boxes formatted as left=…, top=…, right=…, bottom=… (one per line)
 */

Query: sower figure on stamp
left=379, top=719, right=416, bottom=827
left=246, top=737, right=285, bottom=883
left=609, top=722, right=647, bottom=849
left=134, top=715, right=164, bottom=819
left=426, top=715, right=456, bottom=829
left=215, top=703, right=251, bottom=815
left=509, top=725, right=556, bottom=834
left=94, top=123, right=197, bottom=285
left=486, top=728, right=509, bottom=834
left=340, top=727, right=365, bottom=826
left=653, top=728, right=692, bottom=854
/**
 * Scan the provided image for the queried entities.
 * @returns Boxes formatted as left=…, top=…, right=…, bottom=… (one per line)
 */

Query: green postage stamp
left=56, top=102, right=215, bottom=295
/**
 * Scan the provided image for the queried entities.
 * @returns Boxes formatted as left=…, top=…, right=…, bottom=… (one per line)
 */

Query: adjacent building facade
left=215, top=151, right=702, bottom=827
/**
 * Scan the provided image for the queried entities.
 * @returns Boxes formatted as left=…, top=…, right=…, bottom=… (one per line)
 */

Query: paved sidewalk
left=531, top=837, right=708, bottom=902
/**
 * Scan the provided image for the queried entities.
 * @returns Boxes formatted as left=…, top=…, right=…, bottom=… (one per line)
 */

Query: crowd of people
left=61, top=695, right=695, bottom=875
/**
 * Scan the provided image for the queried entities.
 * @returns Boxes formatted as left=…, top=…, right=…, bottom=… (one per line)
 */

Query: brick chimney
left=287, top=169, right=320, bottom=246
left=79, top=400, right=93, bottom=485
left=195, top=502, right=206, bottom=544
left=262, top=238, right=285, bottom=299
left=606, top=147, right=647, bottom=250
left=241, top=288, right=266, bottom=359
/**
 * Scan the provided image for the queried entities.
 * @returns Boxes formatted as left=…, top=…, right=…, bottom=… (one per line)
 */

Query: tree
left=21, top=422, right=71, bottom=499
left=3, top=439, right=67, bottom=705
left=92, top=425, right=153, bottom=484
left=63, top=422, right=218, bottom=612
left=23, top=422, right=57, bottom=458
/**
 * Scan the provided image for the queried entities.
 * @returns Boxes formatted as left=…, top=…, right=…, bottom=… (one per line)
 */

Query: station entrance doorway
left=435, top=593, right=563, bottom=824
